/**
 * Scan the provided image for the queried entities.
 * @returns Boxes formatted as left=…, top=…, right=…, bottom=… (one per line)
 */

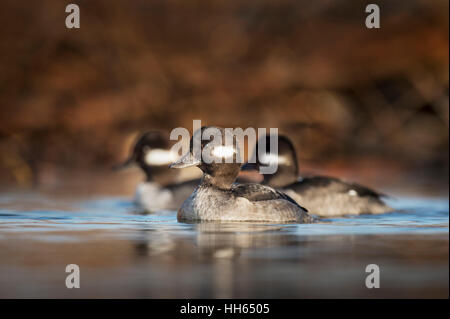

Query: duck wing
left=231, top=183, right=308, bottom=212
left=289, top=176, right=386, bottom=198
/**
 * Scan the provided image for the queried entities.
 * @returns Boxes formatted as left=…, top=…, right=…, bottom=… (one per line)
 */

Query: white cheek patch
left=260, top=154, right=289, bottom=165
left=144, top=149, right=178, bottom=166
left=211, top=145, right=235, bottom=158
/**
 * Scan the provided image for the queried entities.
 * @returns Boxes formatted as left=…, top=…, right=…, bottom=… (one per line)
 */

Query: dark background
left=0, top=0, right=448, bottom=195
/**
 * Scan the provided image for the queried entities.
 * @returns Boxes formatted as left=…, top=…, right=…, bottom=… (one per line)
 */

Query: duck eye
left=211, top=145, right=235, bottom=158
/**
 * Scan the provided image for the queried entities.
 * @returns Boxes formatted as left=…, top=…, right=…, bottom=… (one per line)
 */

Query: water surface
left=0, top=193, right=448, bottom=298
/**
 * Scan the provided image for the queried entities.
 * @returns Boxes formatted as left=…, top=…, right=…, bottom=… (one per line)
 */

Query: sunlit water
left=0, top=193, right=448, bottom=298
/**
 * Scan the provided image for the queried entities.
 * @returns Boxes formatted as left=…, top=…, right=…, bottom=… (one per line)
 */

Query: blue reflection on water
left=0, top=194, right=448, bottom=238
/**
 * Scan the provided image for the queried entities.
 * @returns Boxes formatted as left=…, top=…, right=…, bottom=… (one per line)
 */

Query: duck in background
left=169, top=126, right=313, bottom=223
left=115, top=131, right=200, bottom=212
left=241, top=134, right=392, bottom=217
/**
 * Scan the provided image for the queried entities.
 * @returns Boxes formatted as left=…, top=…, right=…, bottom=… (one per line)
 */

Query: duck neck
left=200, top=173, right=234, bottom=190
left=263, top=164, right=298, bottom=188
left=200, top=164, right=240, bottom=190
left=142, top=165, right=178, bottom=186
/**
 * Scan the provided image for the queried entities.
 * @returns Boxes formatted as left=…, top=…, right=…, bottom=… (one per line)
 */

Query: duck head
left=170, top=126, right=242, bottom=190
left=116, top=131, right=178, bottom=182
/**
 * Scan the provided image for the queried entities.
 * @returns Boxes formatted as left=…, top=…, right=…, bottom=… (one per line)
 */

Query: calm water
left=0, top=192, right=448, bottom=298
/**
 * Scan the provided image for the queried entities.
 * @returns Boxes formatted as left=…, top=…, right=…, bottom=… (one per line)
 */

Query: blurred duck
left=169, top=126, right=313, bottom=223
left=115, top=131, right=199, bottom=212
left=241, top=135, right=392, bottom=217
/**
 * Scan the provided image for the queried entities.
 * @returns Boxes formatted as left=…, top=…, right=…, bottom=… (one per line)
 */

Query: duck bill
left=169, top=152, right=201, bottom=169
left=240, top=162, right=258, bottom=172
left=112, top=155, right=135, bottom=171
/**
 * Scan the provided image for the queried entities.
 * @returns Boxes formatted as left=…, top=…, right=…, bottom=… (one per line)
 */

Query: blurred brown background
left=0, top=0, right=448, bottom=195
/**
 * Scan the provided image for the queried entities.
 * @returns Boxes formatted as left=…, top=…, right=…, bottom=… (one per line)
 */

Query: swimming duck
left=169, top=126, right=312, bottom=223
left=241, top=134, right=392, bottom=216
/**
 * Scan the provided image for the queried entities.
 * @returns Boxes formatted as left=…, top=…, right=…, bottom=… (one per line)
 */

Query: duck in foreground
left=115, top=131, right=199, bottom=212
left=169, top=126, right=313, bottom=223
left=242, top=135, right=392, bottom=217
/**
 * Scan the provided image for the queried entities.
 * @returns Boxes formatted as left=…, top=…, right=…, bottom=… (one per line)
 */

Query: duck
left=241, top=134, right=392, bottom=217
left=115, top=131, right=199, bottom=212
left=169, top=126, right=313, bottom=223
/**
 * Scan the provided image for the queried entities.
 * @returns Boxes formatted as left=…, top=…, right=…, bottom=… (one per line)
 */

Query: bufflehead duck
left=116, top=131, right=199, bottom=211
left=241, top=135, right=392, bottom=217
left=169, top=126, right=312, bottom=223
